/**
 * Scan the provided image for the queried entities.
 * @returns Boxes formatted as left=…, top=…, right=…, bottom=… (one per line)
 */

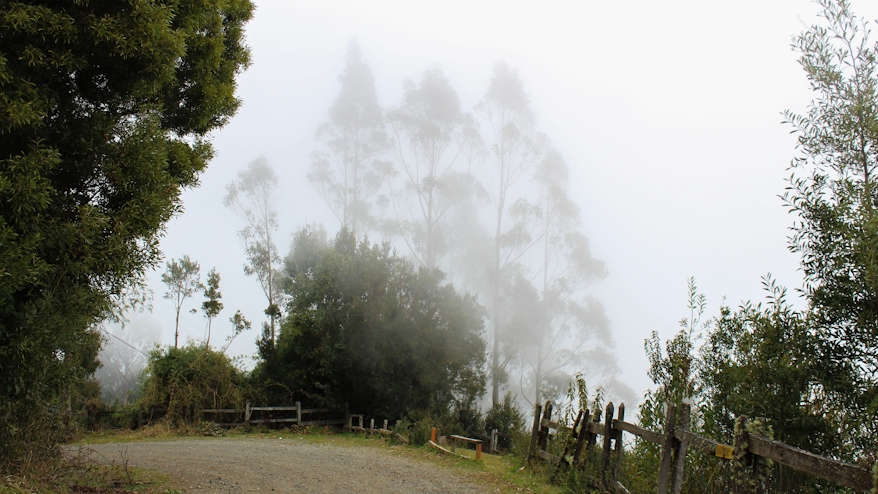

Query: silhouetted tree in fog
left=161, top=256, right=203, bottom=348
left=386, top=66, right=486, bottom=270
left=224, top=156, right=282, bottom=345
left=518, top=150, right=615, bottom=406
left=476, top=61, right=548, bottom=405
left=308, top=40, right=394, bottom=238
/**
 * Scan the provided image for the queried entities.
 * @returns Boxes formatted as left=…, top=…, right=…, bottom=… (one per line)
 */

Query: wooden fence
left=528, top=401, right=878, bottom=493
left=202, top=402, right=346, bottom=428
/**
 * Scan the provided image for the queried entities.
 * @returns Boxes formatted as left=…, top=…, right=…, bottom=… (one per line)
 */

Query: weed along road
left=76, top=437, right=486, bottom=493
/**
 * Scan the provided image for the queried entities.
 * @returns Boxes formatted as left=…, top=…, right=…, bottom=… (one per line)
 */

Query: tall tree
left=476, top=61, right=548, bottom=404
left=517, top=150, right=614, bottom=406
left=201, top=268, right=223, bottom=347
left=224, top=156, right=282, bottom=345
left=0, top=0, right=252, bottom=468
left=386, top=66, right=486, bottom=270
left=161, top=256, right=202, bottom=348
left=782, top=0, right=878, bottom=453
left=308, top=40, right=393, bottom=238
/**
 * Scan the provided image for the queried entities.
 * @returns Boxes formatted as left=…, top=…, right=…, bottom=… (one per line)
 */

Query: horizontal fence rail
left=529, top=400, right=878, bottom=493
left=201, top=402, right=346, bottom=428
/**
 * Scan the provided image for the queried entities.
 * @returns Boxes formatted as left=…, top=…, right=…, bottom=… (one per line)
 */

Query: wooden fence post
left=538, top=402, right=553, bottom=453
left=732, top=415, right=750, bottom=494
left=614, top=403, right=625, bottom=482
left=431, top=427, right=437, bottom=443
left=601, top=402, right=615, bottom=485
left=671, top=403, right=690, bottom=494
left=491, top=429, right=498, bottom=455
left=528, top=403, right=542, bottom=463
left=657, top=402, right=677, bottom=494
left=751, top=417, right=768, bottom=494
left=573, top=408, right=591, bottom=465
left=587, top=408, right=602, bottom=451
left=245, top=402, right=251, bottom=426
left=295, top=401, right=301, bottom=426
left=559, top=409, right=584, bottom=467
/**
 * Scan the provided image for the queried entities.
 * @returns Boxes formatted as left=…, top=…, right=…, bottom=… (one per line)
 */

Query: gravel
left=73, top=438, right=486, bottom=493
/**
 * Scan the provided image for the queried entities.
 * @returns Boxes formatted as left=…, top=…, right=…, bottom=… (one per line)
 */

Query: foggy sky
left=131, top=0, right=878, bottom=403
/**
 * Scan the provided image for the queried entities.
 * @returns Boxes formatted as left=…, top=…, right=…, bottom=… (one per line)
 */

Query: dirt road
left=76, top=437, right=486, bottom=493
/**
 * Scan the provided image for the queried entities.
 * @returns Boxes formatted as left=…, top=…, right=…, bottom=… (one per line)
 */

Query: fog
left=107, top=0, right=878, bottom=405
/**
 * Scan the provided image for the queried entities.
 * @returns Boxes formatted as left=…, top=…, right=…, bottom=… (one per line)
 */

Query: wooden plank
left=613, top=404, right=625, bottom=482
left=657, top=403, right=676, bottom=494
left=672, top=403, right=690, bottom=494
left=249, top=406, right=298, bottom=412
left=674, top=428, right=732, bottom=460
left=299, top=408, right=338, bottom=414
left=202, top=408, right=242, bottom=413
left=248, top=418, right=300, bottom=424
left=450, top=435, right=482, bottom=445
left=300, top=419, right=345, bottom=426
left=584, top=420, right=604, bottom=436
left=540, top=418, right=573, bottom=433
left=748, top=434, right=874, bottom=491
left=609, top=480, right=632, bottom=494
left=614, top=419, right=664, bottom=445
left=601, top=403, right=615, bottom=484
left=537, top=449, right=561, bottom=464
left=528, top=404, right=541, bottom=463
left=572, top=409, right=590, bottom=465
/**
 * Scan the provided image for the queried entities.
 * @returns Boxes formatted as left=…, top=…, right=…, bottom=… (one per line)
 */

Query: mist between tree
left=232, top=39, right=634, bottom=412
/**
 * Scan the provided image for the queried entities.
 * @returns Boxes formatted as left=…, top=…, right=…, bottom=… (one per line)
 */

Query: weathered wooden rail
left=529, top=401, right=878, bottom=493
left=202, top=401, right=346, bottom=427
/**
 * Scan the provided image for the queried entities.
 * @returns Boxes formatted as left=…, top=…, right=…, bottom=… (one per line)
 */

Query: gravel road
left=74, top=438, right=486, bottom=493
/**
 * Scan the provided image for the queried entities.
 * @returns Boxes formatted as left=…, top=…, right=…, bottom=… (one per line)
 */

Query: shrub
left=139, top=345, right=247, bottom=424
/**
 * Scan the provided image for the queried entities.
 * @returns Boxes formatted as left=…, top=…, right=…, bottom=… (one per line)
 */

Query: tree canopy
left=0, top=0, right=253, bottom=469
left=262, top=227, right=486, bottom=420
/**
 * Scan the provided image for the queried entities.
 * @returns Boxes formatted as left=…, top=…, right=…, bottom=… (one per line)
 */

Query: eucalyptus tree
left=516, top=150, right=612, bottom=406
left=162, top=256, right=203, bottom=348
left=782, top=0, right=878, bottom=454
left=308, top=40, right=394, bottom=238
left=386, top=67, right=486, bottom=271
left=224, top=156, right=282, bottom=345
left=476, top=61, right=548, bottom=404
left=201, top=268, right=223, bottom=347
left=0, top=0, right=253, bottom=467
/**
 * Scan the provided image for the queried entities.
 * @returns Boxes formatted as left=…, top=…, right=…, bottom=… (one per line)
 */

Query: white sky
left=132, top=0, right=878, bottom=404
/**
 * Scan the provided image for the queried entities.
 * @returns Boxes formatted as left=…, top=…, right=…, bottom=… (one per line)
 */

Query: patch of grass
left=0, top=450, right=181, bottom=494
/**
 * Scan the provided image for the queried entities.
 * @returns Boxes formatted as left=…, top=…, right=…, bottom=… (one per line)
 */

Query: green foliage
left=224, top=156, right=283, bottom=345
left=484, top=392, right=526, bottom=442
left=782, top=0, right=878, bottom=454
left=700, top=278, right=842, bottom=492
left=140, top=345, right=247, bottom=425
left=261, top=226, right=486, bottom=423
left=201, top=268, right=224, bottom=347
left=161, top=255, right=203, bottom=348
left=0, top=0, right=253, bottom=471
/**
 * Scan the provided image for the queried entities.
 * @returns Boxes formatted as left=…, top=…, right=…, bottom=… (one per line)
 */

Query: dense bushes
left=256, top=227, right=487, bottom=422
left=140, top=345, right=248, bottom=424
